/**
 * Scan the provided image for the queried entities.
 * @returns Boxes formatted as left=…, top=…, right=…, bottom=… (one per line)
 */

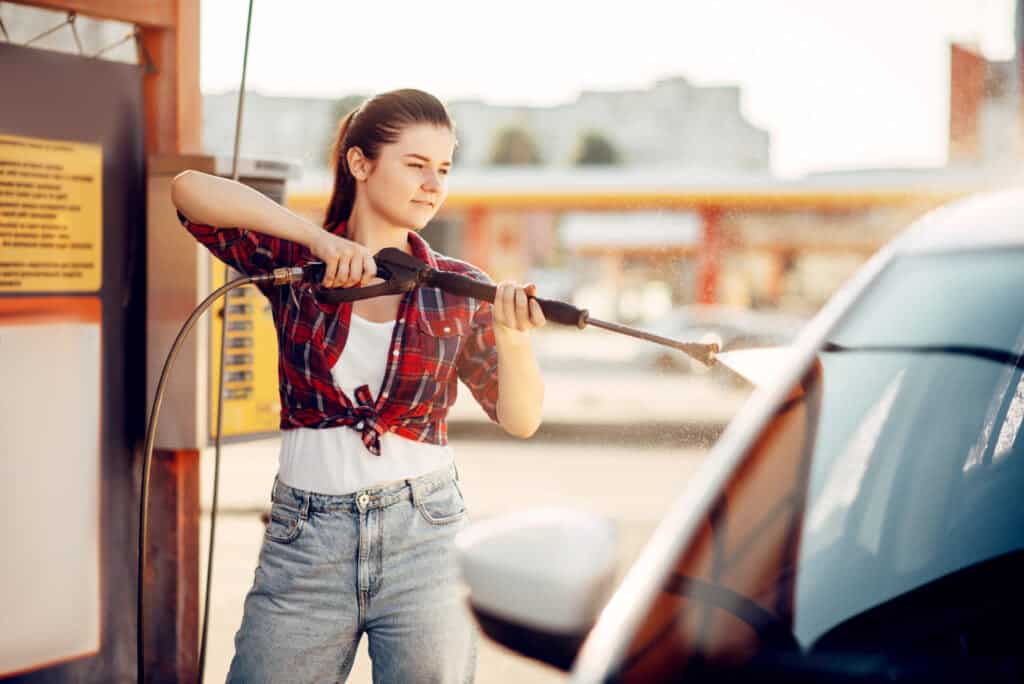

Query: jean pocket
left=415, top=480, right=467, bottom=526
left=264, top=501, right=306, bottom=543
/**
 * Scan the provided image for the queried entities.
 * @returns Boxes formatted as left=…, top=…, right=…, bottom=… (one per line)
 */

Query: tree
left=488, top=125, right=543, bottom=166
left=573, top=130, right=621, bottom=165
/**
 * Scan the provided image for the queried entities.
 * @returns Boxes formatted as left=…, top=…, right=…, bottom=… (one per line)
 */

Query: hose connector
left=251, top=267, right=305, bottom=286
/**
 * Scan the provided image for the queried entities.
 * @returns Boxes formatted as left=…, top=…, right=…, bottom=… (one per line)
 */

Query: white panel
left=0, top=322, right=101, bottom=676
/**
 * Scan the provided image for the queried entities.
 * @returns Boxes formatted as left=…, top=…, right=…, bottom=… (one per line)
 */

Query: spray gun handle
left=302, top=261, right=326, bottom=284
left=297, top=260, right=396, bottom=286
left=297, top=259, right=588, bottom=327
left=429, top=271, right=589, bottom=328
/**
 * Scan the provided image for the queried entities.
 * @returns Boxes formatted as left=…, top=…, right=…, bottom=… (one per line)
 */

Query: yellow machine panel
left=208, top=264, right=282, bottom=439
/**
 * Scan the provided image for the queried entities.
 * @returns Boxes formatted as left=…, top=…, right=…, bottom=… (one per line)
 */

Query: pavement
left=195, top=327, right=753, bottom=682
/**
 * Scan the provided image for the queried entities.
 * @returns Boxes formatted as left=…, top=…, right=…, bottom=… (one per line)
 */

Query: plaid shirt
left=177, top=211, right=500, bottom=455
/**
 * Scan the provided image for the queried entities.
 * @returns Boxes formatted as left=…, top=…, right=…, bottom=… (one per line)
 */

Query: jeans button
left=358, top=493, right=369, bottom=507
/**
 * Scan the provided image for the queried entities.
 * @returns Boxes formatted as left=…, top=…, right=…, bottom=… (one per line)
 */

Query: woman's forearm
left=170, top=169, right=322, bottom=248
left=494, top=328, right=544, bottom=438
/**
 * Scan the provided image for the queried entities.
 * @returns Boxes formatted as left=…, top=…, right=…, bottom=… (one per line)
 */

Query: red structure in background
left=949, top=44, right=991, bottom=164
left=696, top=208, right=721, bottom=305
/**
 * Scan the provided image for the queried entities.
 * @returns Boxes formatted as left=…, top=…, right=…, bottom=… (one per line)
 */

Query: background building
left=202, top=76, right=771, bottom=176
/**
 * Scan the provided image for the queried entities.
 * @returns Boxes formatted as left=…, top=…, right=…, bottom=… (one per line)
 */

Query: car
left=635, top=305, right=807, bottom=375
left=456, top=188, right=1024, bottom=683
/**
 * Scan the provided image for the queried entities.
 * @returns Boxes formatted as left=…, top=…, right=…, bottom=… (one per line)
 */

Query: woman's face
left=356, top=123, right=455, bottom=230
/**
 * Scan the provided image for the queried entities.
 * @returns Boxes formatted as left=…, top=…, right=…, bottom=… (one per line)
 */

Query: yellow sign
left=0, top=133, right=102, bottom=293
left=209, top=265, right=282, bottom=439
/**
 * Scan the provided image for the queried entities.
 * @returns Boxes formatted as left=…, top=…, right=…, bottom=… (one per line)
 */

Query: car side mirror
left=455, top=508, right=618, bottom=671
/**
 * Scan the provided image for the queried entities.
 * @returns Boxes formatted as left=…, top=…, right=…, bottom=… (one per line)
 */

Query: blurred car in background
left=457, top=188, right=1024, bottom=683
left=635, top=305, right=808, bottom=376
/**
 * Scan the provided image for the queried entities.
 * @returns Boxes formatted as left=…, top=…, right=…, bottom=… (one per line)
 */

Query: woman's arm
left=493, top=282, right=546, bottom=438
left=170, top=170, right=376, bottom=288
left=170, top=170, right=322, bottom=247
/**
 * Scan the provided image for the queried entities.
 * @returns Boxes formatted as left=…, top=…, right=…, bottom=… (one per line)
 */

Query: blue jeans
left=226, top=464, right=478, bottom=683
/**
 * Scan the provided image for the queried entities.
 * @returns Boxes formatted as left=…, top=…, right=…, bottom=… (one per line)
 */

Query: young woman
left=171, top=88, right=545, bottom=683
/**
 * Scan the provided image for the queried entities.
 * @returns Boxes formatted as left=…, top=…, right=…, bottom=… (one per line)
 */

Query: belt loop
left=300, top=490, right=311, bottom=520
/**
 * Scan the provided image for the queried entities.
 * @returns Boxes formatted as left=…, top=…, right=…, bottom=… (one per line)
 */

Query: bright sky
left=200, top=0, right=1016, bottom=178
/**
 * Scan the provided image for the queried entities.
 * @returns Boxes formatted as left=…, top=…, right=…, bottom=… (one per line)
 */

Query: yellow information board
left=208, top=264, right=282, bottom=439
left=0, top=133, right=103, bottom=293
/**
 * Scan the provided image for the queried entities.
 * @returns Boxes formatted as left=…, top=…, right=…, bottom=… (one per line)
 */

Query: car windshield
left=615, top=249, right=1024, bottom=681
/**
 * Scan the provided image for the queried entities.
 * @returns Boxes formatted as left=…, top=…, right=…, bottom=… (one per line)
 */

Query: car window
left=613, top=249, right=1024, bottom=682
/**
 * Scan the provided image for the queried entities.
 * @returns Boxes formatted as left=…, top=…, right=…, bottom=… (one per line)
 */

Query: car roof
left=897, top=188, right=1024, bottom=254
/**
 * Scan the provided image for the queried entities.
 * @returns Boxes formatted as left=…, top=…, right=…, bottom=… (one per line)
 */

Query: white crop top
left=277, top=312, right=454, bottom=495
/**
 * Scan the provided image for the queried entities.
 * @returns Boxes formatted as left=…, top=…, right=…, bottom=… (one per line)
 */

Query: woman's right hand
left=309, top=231, right=378, bottom=288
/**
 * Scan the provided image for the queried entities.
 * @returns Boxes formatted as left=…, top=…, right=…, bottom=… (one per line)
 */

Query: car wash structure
left=0, top=2, right=295, bottom=681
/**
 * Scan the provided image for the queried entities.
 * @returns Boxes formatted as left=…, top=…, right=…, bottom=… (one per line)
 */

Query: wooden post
left=139, top=0, right=201, bottom=156
left=144, top=449, right=200, bottom=683
left=138, top=3, right=202, bottom=681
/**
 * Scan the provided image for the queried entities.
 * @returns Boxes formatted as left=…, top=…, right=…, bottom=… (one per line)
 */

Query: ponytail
left=323, top=108, right=360, bottom=230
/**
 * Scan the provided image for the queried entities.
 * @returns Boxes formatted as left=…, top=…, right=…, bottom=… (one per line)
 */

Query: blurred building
left=441, top=77, right=769, bottom=170
left=202, top=76, right=770, bottom=174
left=202, top=92, right=339, bottom=171
left=207, top=40, right=1023, bottom=324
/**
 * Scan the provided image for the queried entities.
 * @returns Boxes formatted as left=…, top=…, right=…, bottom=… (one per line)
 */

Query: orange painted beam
left=141, top=0, right=201, bottom=155
left=11, top=0, right=175, bottom=27
left=0, top=295, right=101, bottom=324
left=290, top=188, right=958, bottom=215
left=439, top=190, right=947, bottom=212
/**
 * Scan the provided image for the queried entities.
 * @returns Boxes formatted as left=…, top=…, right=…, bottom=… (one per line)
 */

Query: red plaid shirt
left=177, top=211, right=500, bottom=455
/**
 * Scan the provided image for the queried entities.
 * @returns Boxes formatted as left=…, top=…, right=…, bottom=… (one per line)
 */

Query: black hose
left=200, top=264, right=229, bottom=684
left=138, top=273, right=264, bottom=684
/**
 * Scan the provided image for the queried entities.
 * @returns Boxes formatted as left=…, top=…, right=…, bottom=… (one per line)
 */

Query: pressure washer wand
left=303, top=248, right=719, bottom=368
left=428, top=268, right=718, bottom=366
left=587, top=317, right=718, bottom=366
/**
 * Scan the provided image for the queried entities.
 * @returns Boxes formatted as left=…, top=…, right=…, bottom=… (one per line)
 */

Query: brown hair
left=324, top=88, right=455, bottom=229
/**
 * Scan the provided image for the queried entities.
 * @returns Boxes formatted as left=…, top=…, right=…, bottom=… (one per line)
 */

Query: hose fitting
left=253, top=266, right=305, bottom=286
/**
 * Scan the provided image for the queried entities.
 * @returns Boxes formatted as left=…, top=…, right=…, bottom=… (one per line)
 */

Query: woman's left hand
left=493, top=281, right=547, bottom=339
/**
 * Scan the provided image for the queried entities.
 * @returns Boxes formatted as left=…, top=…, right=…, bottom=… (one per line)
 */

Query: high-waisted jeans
left=226, top=464, right=478, bottom=683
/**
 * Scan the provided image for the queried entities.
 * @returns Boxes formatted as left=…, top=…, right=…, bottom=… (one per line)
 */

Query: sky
left=199, top=0, right=1016, bottom=178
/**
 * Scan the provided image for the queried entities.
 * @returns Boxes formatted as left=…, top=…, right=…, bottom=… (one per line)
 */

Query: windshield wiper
left=822, top=342, right=1024, bottom=369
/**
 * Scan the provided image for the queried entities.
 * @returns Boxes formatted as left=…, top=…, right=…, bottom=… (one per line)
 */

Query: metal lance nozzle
left=583, top=316, right=719, bottom=367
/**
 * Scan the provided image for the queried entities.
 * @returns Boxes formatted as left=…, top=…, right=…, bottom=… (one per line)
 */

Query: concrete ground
left=198, top=437, right=708, bottom=683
